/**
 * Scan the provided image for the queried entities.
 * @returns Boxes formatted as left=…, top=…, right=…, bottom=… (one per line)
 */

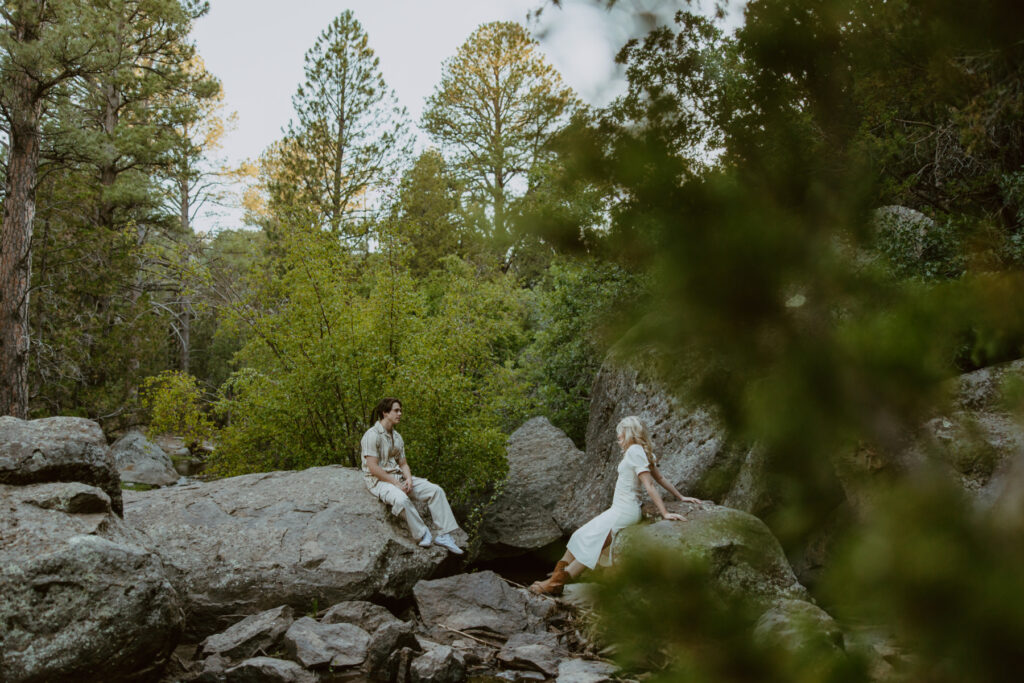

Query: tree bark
left=179, top=176, right=191, bottom=373
left=0, top=70, right=43, bottom=418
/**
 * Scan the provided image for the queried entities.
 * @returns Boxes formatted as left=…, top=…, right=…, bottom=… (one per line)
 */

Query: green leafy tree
left=389, top=149, right=479, bottom=276
left=268, top=10, right=410, bottom=239
left=187, top=228, right=266, bottom=390
left=520, top=257, right=644, bottom=445
left=211, top=229, right=526, bottom=510
left=156, top=58, right=240, bottom=374
left=422, top=21, right=579, bottom=267
left=141, top=370, right=215, bottom=448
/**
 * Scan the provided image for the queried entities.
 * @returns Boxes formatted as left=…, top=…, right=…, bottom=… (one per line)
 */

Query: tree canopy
left=422, top=20, right=579, bottom=266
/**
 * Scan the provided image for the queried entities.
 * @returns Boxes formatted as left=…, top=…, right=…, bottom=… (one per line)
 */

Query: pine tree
left=15, top=0, right=215, bottom=421
left=0, top=0, right=122, bottom=416
left=270, top=10, right=410, bottom=240
left=422, top=21, right=579, bottom=265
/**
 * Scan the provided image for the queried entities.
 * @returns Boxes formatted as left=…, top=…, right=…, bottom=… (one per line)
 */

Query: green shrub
left=140, top=370, right=216, bottom=449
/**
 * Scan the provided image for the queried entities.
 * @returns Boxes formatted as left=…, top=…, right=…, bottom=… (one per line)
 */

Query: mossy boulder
left=616, top=502, right=809, bottom=608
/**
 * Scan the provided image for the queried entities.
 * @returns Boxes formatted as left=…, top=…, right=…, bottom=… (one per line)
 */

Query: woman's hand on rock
left=662, top=512, right=687, bottom=522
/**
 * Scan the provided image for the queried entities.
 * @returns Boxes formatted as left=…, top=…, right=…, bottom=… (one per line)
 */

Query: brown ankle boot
left=530, top=564, right=570, bottom=596
left=546, top=560, right=568, bottom=578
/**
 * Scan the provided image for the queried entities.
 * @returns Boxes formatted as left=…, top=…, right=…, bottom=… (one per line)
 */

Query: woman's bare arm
left=639, top=471, right=685, bottom=521
left=651, top=464, right=701, bottom=504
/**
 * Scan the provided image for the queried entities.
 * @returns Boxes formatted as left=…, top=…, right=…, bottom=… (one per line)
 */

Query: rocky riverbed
left=3, top=355, right=1022, bottom=681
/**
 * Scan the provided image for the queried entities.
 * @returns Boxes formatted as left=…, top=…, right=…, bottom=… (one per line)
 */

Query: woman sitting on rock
left=529, top=415, right=699, bottom=595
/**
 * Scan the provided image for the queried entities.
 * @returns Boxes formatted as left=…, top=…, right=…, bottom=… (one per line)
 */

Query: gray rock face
left=481, top=417, right=587, bottom=552
left=836, top=359, right=1024, bottom=515
left=123, top=466, right=449, bottom=638
left=283, top=616, right=370, bottom=669
left=614, top=503, right=809, bottom=609
left=0, top=415, right=122, bottom=515
left=556, top=658, right=618, bottom=683
left=569, top=360, right=754, bottom=530
left=111, top=429, right=179, bottom=487
left=410, top=644, right=466, bottom=683
left=224, top=656, right=317, bottom=683
left=18, top=479, right=112, bottom=514
left=497, top=631, right=562, bottom=676
left=363, top=619, right=420, bottom=680
left=199, top=605, right=295, bottom=661
left=753, top=599, right=845, bottom=653
left=0, top=481, right=183, bottom=683
left=871, top=205, right=937, bottom=261
left=413, top=570, right=555, bottom=638
left=321, top=600, right=401, bottom=631
left=721, top=445, right=772, bottom=516
left=154, top=433, right=190, bottom=458
left=932, top=360, right=1024, bottom=506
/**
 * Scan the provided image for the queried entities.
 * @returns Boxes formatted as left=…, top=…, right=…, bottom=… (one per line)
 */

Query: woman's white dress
left=566, top=443, right=651, bottom=569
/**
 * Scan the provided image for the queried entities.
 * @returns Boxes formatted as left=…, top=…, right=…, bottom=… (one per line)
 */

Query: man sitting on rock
left=360, top=397, right=463, bottom=554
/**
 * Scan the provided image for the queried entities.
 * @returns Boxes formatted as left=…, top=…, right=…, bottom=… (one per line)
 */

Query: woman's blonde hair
left=616, top=415, right=656, bottom=466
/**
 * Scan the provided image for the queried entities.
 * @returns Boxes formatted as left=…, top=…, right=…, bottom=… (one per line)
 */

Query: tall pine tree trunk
left=0, top=69, right=43, bottom=418
left=179, top=176, right=191, bottom=373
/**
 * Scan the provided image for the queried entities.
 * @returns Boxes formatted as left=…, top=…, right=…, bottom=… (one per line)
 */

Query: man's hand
left=400, top=478, right=413, bottom=494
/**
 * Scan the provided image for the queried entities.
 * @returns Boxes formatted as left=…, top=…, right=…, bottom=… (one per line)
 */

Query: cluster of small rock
left=168, top=572, right=617, bottom=683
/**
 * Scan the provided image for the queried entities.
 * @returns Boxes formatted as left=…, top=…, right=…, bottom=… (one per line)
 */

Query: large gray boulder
left=413, top=570, right=556, bottom=639
left=0, top=415, right=122, bottom=515
left=111, top=429, right=179, bottom=487
left=0, top=480, right=183, bottom=682
left=321, top=600, right=402, bottom=631
left=362, top=619, right=421, bottom=680
left=566, top=358, right=755, bottom=529
left=871, top=205, right=937, bottom=262
left=409, top=643, right=466, bottom=683
left=480, top=417, right=587, bottom=553
left=926, top=360, right=1024, bottom=507
left=123, top=465, right=450, bottom=638
left=753, top=599, right=848, bottom=675
left=753, top=598, right=845, bottom=654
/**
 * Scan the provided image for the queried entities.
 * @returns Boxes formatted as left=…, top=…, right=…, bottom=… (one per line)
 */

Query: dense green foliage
left=520, top=258, right=644, bottom=445
left=141, top=370, right=216, bottom=448
left=538, top=0, right=1024, bottom=680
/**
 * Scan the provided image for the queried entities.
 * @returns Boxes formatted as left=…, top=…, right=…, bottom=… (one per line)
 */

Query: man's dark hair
left=372, top=397, right=401, bottom=424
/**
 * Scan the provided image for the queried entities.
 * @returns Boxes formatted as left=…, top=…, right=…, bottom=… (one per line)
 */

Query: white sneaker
left=433, top=533, right=464, bottom=555
left=418, top=530, right=433, bottom=548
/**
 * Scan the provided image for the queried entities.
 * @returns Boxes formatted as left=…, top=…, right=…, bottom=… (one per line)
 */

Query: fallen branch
left=438, top=623, right=505, bottom=648
left=498, top=575, right=530, bottom=590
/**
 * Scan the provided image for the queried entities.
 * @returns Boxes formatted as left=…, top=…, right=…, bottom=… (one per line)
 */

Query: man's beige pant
left=367, top=475, right=459, bottom=540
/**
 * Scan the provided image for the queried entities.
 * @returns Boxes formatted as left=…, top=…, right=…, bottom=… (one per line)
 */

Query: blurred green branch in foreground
left=536, top=0, right=1024, bottom=680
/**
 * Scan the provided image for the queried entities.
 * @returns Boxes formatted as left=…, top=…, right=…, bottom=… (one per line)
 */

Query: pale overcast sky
left=188, top=0, right=738, bottom=231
